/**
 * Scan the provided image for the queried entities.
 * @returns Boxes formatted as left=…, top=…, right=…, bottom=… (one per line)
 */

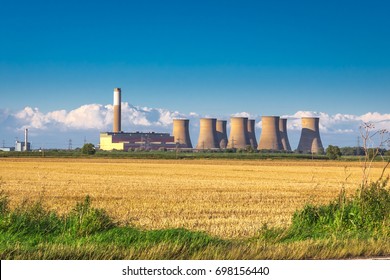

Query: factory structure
left=100, top=88, right=324, bottom=154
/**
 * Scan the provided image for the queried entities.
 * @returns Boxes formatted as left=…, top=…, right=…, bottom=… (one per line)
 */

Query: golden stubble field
left=0, top=158, right=388, bottom=238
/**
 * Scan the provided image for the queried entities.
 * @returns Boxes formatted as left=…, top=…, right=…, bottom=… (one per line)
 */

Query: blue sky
left=1, top=0, right=390, bottom=148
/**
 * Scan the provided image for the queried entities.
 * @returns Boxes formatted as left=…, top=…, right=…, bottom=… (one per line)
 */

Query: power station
left=100, top=88, right=324, bottom=153
left=100, top=88, right=180, bottom=151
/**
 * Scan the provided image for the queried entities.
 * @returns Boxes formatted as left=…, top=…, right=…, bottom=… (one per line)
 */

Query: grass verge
left=0, top=178, right=389, bottom=260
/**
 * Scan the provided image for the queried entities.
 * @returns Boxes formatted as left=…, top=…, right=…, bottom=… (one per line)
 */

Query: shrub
left=288, top=177, right=390, bottom=239
left=82, top=143, right=96, bottom=155
left=66, top=196, right=114, bottom=236
left=326, top=145, right=341, bottom=160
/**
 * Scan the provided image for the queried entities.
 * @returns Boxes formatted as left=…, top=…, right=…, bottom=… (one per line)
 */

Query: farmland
left=0, top=158, right=387, bottom=239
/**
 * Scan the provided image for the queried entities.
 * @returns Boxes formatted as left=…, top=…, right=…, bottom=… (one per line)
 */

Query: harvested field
left=0, top=158, right=388, bottom=238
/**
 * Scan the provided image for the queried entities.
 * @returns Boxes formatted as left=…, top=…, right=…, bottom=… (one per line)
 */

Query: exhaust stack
left=258, top=116, right=283, bottom=150
left=297, top=117, right=324, bottom=154
left=172, top=119, right=193, bottom=148
left=24, top=128, right=28, bottom=152
left=113, top=88, right=121, bottom=133
left=216, top=120, right=228, bottom=149
left=196, top=118, right=219, bottom=149
left=279, top=118, right=292, bottom=151
left=227, top=117, right=249, bottom=149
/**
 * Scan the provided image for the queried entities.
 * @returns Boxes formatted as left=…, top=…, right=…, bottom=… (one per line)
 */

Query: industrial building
left=100, top=132, right=176, bottom=151
left=100, top=88, right=179, bottom=151
left=15, top=141, right=31, bottom=152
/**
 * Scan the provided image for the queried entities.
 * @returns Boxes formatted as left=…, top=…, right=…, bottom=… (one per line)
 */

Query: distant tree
left=82, top=143, right=96, bottom=155
left=326, top=145, right=341, bottom=160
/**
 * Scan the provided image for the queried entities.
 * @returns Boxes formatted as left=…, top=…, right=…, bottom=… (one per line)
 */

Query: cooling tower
left=247, top=119, right=258, bottom=149
left=113, top=88, right=121, bottom=133
left=279, top=118, right=292, bottom=151
left=196, top=118, right=219, bottom=149
left=216, top=120, right=228, bottom=149
left=258, top=116, right=283, bottom=150
left=297, top=117, right=324, bottom=154
left=227, top=117, right=250, bottom=149
left=172, top=119, right=193, bottom=148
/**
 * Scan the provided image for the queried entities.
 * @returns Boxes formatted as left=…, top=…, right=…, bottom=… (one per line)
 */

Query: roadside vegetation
left=0, top=174, right=389, bottom=259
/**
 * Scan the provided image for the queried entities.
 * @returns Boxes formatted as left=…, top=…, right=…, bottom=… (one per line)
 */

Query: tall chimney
left=297, top=117, right=324, bottom=154
left=113, top=88, right=121, bottom=133
left=172, top=119, right=193, bottom=148
left=24, top=128, right=28, bottom=152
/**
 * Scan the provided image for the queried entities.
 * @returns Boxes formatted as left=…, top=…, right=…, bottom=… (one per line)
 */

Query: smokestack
left=216, top=120, right=228, bottom=149
left=258, top=116, right=283, bottom=150
left=247, top=119, right=258, bottom=149
left=172, top=119, right=193, bottom=148
left=113, top=88, right=121, bottom=133
left=279, top=118, right=292, bottom=151
left=297, top=117, right=324, bottom=154
left=227, top=117, right=250, bottom=149
left=196, top=118, right=219, bottom=149
left=24, top=128, right=28, bottom=152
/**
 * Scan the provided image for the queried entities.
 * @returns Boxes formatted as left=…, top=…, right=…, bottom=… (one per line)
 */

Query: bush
left=82, top=143, right=96, bottom=155
left=288, top=177, right=390, bottom=239
left=326, top=145, right=341, bottom=160
left=66, top=196, right=114, bottom=236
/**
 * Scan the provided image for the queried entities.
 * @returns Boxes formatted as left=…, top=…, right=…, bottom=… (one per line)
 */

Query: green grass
left=0, top=178, right=389, bottom=259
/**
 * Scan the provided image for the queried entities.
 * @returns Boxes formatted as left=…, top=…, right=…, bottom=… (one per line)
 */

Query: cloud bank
left=1, top=104, right=389, bottom=149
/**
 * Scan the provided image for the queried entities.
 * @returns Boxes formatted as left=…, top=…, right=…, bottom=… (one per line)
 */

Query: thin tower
left=113, top=88, right=121, bottom=133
